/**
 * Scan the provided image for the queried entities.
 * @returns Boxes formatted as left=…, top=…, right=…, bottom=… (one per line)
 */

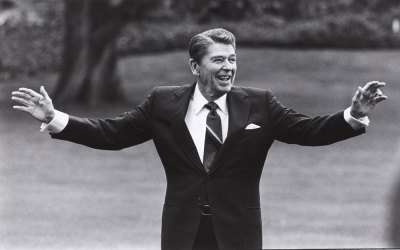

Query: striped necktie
left=203, top=102, right=223, bottom=172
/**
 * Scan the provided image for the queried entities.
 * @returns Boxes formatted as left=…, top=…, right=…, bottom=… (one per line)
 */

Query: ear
left=189, top=58, right=199, bottom=76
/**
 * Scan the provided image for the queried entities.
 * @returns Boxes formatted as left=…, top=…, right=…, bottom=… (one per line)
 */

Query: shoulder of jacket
left=151, top=85, right=180, bottom=94
left=151, top=83, right=195, bottom=95
left=234, top=86, right=274, bottom=98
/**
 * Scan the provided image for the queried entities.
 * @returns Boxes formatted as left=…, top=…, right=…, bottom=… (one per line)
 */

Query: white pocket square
left=245, top=123, right=260, bottom=130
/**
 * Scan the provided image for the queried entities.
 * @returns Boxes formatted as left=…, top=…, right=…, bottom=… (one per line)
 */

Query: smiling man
left=189, top=37, right=237, bottom=100
left=12, top=28, right=387, bottom=249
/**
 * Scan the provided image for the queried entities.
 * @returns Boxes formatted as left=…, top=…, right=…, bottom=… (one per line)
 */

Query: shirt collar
left=192, top=83, right=228, bottom=115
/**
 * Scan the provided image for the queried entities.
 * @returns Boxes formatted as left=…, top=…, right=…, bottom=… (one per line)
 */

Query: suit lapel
left=169, top=83, right=206, bottom=174
left=168, top=84, right=250, bottom=175
left=209, top=87, right=250, bottom=174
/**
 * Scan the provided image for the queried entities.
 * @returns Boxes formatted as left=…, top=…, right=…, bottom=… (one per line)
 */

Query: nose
left=222, top=59, right=234, bottom=71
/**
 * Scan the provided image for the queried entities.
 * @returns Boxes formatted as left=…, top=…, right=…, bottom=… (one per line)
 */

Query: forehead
left=204, top=42, right=236, bottom=57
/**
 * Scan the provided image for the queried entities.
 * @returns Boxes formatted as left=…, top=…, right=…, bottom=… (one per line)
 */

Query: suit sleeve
left=266, top=90, right=365, bottom=146
left=50, top=88, right=157, bottom=150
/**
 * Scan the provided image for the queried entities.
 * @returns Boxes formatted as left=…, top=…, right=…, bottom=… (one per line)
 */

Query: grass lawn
left=1, top=48, right=400, bottom=249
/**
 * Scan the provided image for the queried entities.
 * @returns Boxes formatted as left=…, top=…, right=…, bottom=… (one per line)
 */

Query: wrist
left=44, top=111, right=55, bottom=124
left=350, top=108, right=365, bottom=119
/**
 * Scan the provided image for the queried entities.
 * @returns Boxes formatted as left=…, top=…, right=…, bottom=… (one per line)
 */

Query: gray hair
left=188, top=28, right=236, bottom=63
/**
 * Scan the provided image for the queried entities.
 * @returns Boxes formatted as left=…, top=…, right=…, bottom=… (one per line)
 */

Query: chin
left=216, top=84, right=232, bottom=94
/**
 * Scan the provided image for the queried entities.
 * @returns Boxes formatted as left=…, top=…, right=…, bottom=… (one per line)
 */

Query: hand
left=12, top=86, right=55, bottom=123
left=350, top=81, right=387, bottom=119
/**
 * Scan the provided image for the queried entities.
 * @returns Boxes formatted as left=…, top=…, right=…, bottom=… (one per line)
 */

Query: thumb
left=40, top=86, right=51, bottom=101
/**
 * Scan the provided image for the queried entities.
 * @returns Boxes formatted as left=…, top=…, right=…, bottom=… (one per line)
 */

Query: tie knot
left=205, top=102, right=219, bottom=111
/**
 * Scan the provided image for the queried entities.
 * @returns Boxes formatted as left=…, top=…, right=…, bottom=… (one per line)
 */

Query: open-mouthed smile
left=216, top=75, right=232, bottom=81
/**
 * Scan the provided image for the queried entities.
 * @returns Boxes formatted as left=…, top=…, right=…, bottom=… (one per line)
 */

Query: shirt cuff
left=40, top=110, right=69, bottom=133
left=343, top=107, right=370, bottom=130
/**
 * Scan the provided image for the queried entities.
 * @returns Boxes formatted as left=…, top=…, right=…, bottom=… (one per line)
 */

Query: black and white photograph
left=1, top=0, right=399, bottom=249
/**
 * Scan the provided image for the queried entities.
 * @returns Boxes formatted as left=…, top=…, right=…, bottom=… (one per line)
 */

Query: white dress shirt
left=41, top=84, right=369, bottom=162
left=184, top=84, right=229, bottom=162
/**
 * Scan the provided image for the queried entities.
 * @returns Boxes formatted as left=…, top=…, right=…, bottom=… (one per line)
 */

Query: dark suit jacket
left=52, top=82, right=364, bottom=249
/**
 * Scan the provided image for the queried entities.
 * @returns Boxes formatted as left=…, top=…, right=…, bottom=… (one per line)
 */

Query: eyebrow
left=210, top=54, right=236, bottom=60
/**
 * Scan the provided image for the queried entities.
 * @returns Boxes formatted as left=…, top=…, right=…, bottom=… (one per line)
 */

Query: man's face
left=194, top=42, right=237, bottom=100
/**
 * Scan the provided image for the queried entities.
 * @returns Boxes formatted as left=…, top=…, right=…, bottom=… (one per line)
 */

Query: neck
left=197, top=82, right=223, bottom=102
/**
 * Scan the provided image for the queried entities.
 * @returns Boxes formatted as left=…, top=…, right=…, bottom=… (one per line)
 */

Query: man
left=12, top=28, right=387, bottom=249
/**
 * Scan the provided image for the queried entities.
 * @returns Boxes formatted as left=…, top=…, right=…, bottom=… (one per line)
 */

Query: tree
left=54, top=0, right=159, bottom=105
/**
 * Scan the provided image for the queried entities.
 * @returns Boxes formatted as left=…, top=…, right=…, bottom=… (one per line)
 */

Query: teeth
left=218, top=76, right=230, bottom=81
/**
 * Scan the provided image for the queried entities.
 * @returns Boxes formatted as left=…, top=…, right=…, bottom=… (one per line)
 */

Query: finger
left=18, top=88, right=43, bottom=99
left=12, top=91, right=33, bottom=100
left=362, top=81, right=379, bottom=91
left=40, top=86, right=51, bottom=101
left=371, top=81, right=386, bottom=92
left=13, top=105, right=30, bottom=113
left=363, top=81, right=386, bottom=92
left=355, top=87, right=363, bottom=98
left=374, top=95, right=388, bottom=104
left=359, top=86, right=373, bottom=99
left=375, top=89, right=383, bottom=96
left=11, top=96, right=32, bottom=106
left=362, top=81, right=378, bottom=92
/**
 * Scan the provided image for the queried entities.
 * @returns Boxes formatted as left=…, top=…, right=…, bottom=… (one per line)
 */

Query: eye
left=213, top=58, right=223, bottom=63
left=229, top=57, right=236, bottom=63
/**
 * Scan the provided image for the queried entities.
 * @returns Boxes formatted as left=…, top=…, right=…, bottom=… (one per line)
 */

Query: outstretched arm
left=12, top=85, right=155, bottom=150
left=12, top=86, right=55, bottom=124
left=269, top=80, right=388, bottom=146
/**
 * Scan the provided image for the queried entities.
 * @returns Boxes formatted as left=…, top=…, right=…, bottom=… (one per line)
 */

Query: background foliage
left=1, top=0, right=400, bottom=79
